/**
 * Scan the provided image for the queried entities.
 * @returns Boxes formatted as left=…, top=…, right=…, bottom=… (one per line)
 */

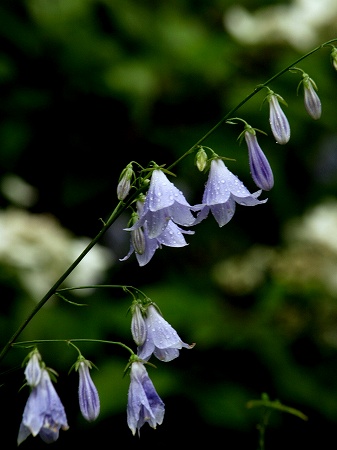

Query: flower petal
left=210, top=198, right=236, bottom=227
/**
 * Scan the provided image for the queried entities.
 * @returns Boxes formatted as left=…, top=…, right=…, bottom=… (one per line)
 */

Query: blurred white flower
left=284, top=198, right=337, bottom=254
left=224, top=0, right=337, bottom=50
left=0, top=207, right=114, bottom=299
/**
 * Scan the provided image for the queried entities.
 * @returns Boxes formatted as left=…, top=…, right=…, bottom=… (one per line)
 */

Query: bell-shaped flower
left=126, top=169, right=198, bottom=239
left=267, top=91, right=290, bottom=144
left=77, top=359, right=100, bottom=422
left=302, top=74, right=321, bottom=120
left=17, top=368, right=69, bottom=445
left=127, top=361, right=165, bottom=436
left=193, top=158, right=267, bottom=227
left=24, top=349, right=42, bottom=388
left=244, top=129, right=274, bottom=191
left=121, top=200, right=194, bottom=266
left=137, top=304, right=195, bottom=362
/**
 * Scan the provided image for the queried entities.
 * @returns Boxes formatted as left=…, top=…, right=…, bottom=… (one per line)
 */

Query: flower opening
left=193, top=158, right=267, bottom=227
left=17, top=368, right=69, bottom=445
left=137, top=304, right=195, bottom=362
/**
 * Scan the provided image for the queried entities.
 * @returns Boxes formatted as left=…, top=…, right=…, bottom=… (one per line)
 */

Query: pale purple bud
left=117, top=164, right=133, bottom=200
left=129, top=209, right=146, bottom=255
left=131, top=303, right=147, bottom=346
left=268, top=93, right=290, bottom=145
left=131, top=227, right=146, bottom=255
left=303, top=75, right=321, bottom=120
left=24, top=350, right=42, bottom=387
left=78, top=360, right=100, bottom=422
left=244, top=131, right=274, bottom=191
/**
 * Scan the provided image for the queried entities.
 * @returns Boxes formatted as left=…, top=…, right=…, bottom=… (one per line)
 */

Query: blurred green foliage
left=1, top=0, right=337, bottom=449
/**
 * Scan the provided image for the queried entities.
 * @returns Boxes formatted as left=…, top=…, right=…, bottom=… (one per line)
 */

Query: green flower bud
left=331, top=47, right=337, bottom=72
left=195, top=147, right=208, bottom=171
left=117, top=163, right=134, bottom=200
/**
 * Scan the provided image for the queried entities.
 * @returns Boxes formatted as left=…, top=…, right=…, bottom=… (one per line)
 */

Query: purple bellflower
left=137, top=304, right=195, bottom=362
left=77, top=359, right=100, bottom=422
left=121, top=199, right=194, bottom=266
left=267, top=91, right=290, bottom=144
left=125, top=169, right=198, bottom=239
left=244, top=129, right=274, bottom=191
left=127, top=361, right=165, bottom=436
left=18, top=368, right=69, bottom=445
left=193, top=158, right=267, bottom=227
left=302, top=74, right=321, bottom=120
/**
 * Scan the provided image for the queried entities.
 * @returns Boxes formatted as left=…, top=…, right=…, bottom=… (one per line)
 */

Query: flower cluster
left=118, top=66, right=325, bottom=267
left=121, top=197, right=195, bottom=266
left=18, top=349, right=100, bottom=445
left=127, top=300, right=195, bottom=435
left=131, top=302, right=195, bottom=362
left=121, top=164, right=266, bottom=264
left=18, top=349, right=69, bottom=446
left=18, top=298, right=193, bottom=440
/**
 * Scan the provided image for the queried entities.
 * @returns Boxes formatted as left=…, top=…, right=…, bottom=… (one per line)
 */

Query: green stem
left=12, top=339, right=135, bottom=356
left=0, top=188, right=143, bottom=364
left=167, top=38, right=337, bottom=171
left=56, top=284, right=148, bottom=299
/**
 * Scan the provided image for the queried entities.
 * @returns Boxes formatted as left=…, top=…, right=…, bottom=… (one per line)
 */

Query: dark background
left=1, top=0, right=337, bottom=448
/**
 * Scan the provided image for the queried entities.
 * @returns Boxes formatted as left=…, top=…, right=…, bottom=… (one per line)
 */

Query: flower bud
left=244, top=130, right=274, bottom=191
left=267, top=92, right=290, bottom=145
left=117, top=164, right=133, bottom=201
left=302, top=74, right=321, bottom=120
left=131, top=227, right=146, bottom=255
left=77, top=360, right=100, bottom=422
left=24, top=349, right=42, bottom=387
left=131, top=302, right=147, bottom=346
left=331, top=47, right=337, bottom=72
left=195, top=147, right=208, bottom=171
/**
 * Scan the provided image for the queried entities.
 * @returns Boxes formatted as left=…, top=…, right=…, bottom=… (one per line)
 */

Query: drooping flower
left=137, top=304, right=195, bottom=362
left=126, top=169, right=198, bottom=239
left=24, top=349, right=42, bottom=388
left=302, top=74, right=321, bottom=120
left=17, top=368, right=69, bottom=445
left=244, top=129, right=274, bottom=191
left=193, top=158, right=267, bottom=227
left=77, top=359, right=100, bottom=422
left=267, top=91, right=290, bottom=144
left=127, top=361, right=165, bottom=436
left=121, top=199, right=194, bottom=266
